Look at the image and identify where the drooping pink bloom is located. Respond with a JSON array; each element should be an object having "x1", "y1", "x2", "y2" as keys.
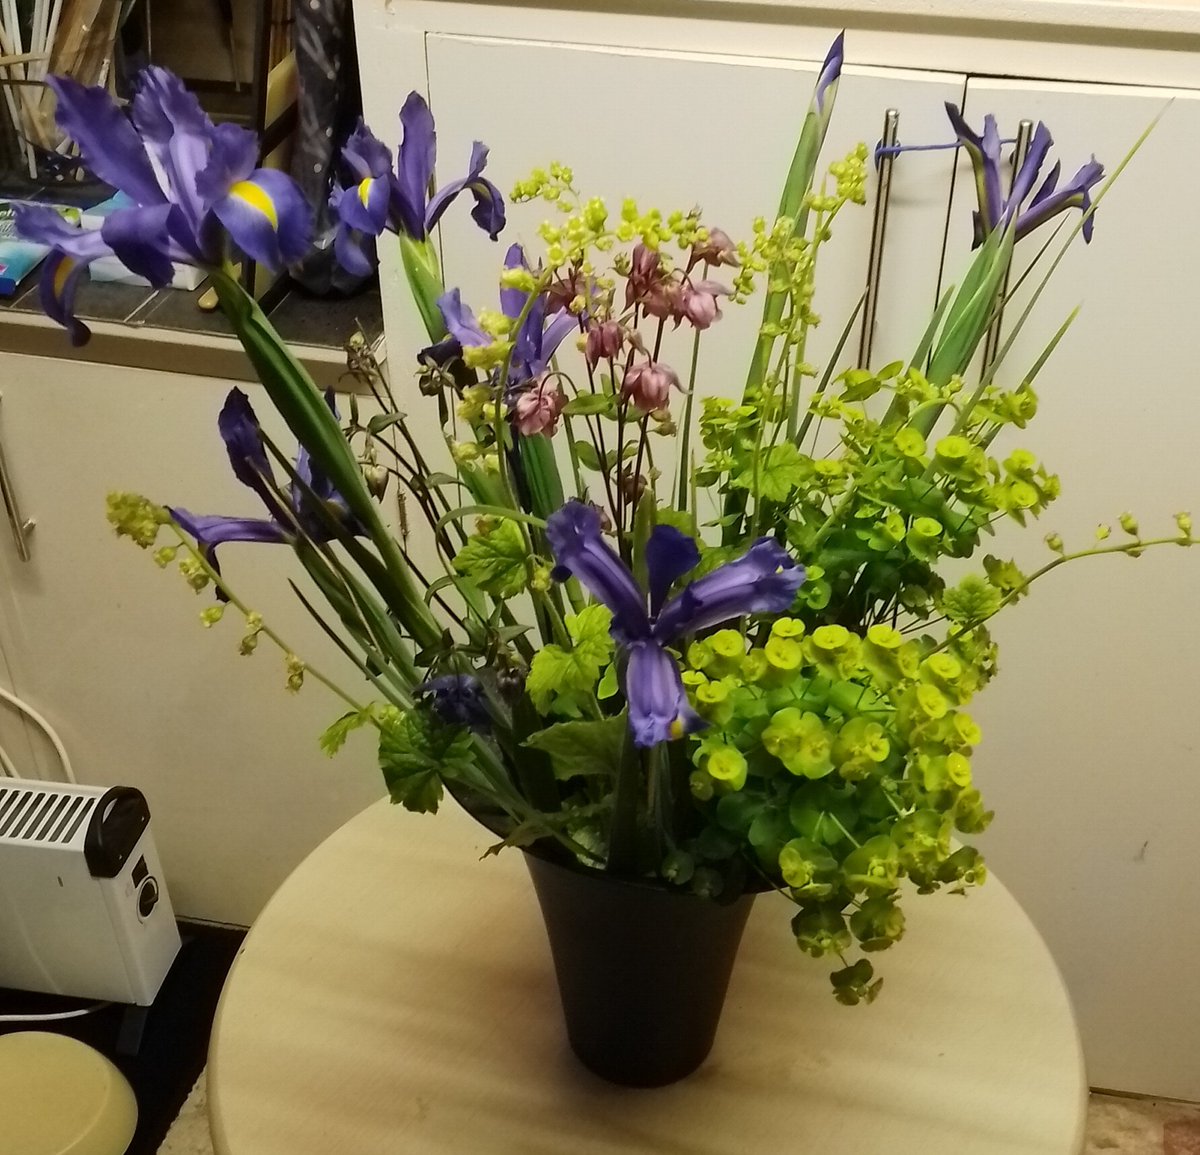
[
  {"x1": 691, "y1": 227, "x2": 739, "y2": 268},
  {"x1": 585, "y1": 319, "x2": 623, "y2": 366},
  {"x1": 622, "y1": 361, "x2": 681, "y2": 413},
  {"x1": 681, "y1": 280, "x2": 731, "y2": 330},
  {"x1": 512, "y1": 379, "x2": 567, "y2": 436}
]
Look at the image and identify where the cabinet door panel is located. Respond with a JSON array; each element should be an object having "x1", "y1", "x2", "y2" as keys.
[
  {"x1": 0, "y1": 357, "x2": 385, "y2": 925},
  {"x1": 951, "y1": 78, "x2": 1200, "y2": 1100},
  {"x1": 422, "y1": 36, "x2": 964, "y2": 461}
]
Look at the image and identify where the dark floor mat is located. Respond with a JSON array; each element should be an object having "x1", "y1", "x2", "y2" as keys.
[{"x1": 0, "y1": 921, "x2": 245, "y2": 1155}]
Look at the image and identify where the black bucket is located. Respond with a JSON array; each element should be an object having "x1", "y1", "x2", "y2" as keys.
[{"x1": 524, "y1": 851, "x2": 755, "y2": 1088}]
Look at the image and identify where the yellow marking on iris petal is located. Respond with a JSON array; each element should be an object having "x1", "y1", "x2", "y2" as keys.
[
  {"x1": 358, "y1": 177, "x2": 374, "y2": 207},
  {"x1": 53, "y1": 255, "x2": 76, "y2": 298},
  {"x1": 230, "y1": 180, "x2": 278, "y2": 229}
]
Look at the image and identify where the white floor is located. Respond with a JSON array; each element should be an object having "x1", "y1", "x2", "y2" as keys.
[{"x1": 158, "y1": 1072, "x2": 1200, "y2": 1154}]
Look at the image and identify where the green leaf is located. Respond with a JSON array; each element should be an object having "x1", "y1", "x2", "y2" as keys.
[
  {"x1": 574, "y1": 440, "x2": 602, "y2": 472},
  {"x1": 519, "y1": 432, "x2": 566, "y2": 519},
  {"x1": 319, "y1": 707, "x2": 374, "y2": 757},
  {"x1": 377, "y1": 707, "x2": 477, "y2": 814},
  {"x1": 524, "y1": 713, "x2": 627, "y2": 780},
  {"x1": 597, "y1": 662, "x2": 619, "y2": 699},
  {"x1": 733, "y1": 442, "x2": 810, "y2": 503},
  {"x1": 367, "y1": 412, "x2": 407, "y2": 434},
  {"x1": 436, "y1": 505, "x2": 546, "y2": 532},
  {"x1": 526, "y1": 603, "x2": 614, "y2": 713},
  {"x1": 563, "y1": 393, "x2": 617, "y2": 417},
  {"x1": 453, "y1": 519, "x2": 529, "y2": 598}
]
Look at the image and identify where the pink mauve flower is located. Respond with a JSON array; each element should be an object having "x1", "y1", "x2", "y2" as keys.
[
  {"x1": 625, "y1": 242, "x2": 667, "y2": 310},
  {"x1": 681, "y1": 280, "x2": 731, "y2": 330},
  {"x1": 585, "y1": 319, "x2": 623, "y2": 366},
  {"x1": 512, "y1": 380, "x2": 567, "y2": 436},
  {"x1": 622, "y1": 361, "x2": 681, "y2": 413},
  {"x1": 692, "y1": 227, "x2": 740, "y2": 268}
]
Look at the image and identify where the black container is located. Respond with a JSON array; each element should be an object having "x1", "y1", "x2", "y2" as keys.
[{"x1": 524, "y1": 851, "x2": 756, "y2": 1088}]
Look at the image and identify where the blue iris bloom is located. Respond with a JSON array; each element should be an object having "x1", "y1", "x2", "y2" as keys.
[
  {"x1": 330, "y1": 93, "x2": 505, "y2": 278},
  {"x1": 545, "y1": 501, "x2": 805, "y2": 748},
  {"x1": 944, "y1": 104, "x2": 1105, "y2": 248},
  {"x1": 170, "y1": 388, "x2": 359, "y2": 573},
  {"x1": 14, "y1": 68, "x2": 311, "y2": 345},
  {"x1": 435, "y1": 243, "x2": 577, "y2": 389}
]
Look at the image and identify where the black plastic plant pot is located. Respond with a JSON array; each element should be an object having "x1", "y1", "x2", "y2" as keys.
[{"x1": 523, "y1": 851, "x2": 756, "y2": 1088}]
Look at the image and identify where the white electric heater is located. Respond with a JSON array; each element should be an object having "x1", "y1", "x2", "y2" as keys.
[{"x1": 0, "y1": 779, "x2": 181, "y2": 1004}]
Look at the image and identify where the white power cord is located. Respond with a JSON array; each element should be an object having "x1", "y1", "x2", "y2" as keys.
[
  {"x1": 0, "y1": 684, "x2": 75, "y2": 783},
  {"x1": 0, "y1": 740, "x2": 17, "y2": 779},
  {"x1": 0, "y1": 1001, "x2": 111, "y2": 1023}
]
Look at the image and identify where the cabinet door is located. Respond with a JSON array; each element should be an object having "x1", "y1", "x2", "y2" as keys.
[
  {"x1": 949, "y1": 79, "x2": 1200, "y2": 1100},
  {"x1": 422, "y1": 37, "x2": 965, "y2": 442},
  {"x1": 0, "y1": 356, "x2": 385, "y2": 926}
]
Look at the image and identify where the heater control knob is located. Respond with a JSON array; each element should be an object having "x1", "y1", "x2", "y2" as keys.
[{"x1": 137, "y1": 878, "x2": 160, "y2": 919}]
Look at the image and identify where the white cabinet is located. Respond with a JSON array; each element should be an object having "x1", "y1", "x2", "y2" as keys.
[
  {"x1": 0, "y1": 355, "x2": 384, "y2": 926},
  {"x1": 944, "y1": 79, "x2": 1200, "y2": 1101}
]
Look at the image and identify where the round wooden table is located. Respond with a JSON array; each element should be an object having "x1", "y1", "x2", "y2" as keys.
[{"x1": 208, "y1": 798, "x2": 1087, "y2": 1155}]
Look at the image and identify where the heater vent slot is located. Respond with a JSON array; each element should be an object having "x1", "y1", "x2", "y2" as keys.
[{"x1": 0, "y1": 787, "x2": 97, "y2": 846}]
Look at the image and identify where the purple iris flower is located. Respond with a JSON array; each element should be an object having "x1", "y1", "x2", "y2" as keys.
[
  {"x1": 330, "y1": 94, "x2": 505, "y2": 277},
  {"x1": 170, "y1": 387, "x2": 359, "y2": 573},
  {"x1": 436, "y1": 243, "x2": 577, "y2": 388},
  {"x1": 14, "y1": 68, "x2": 310, "y2": 345},
  {"x1": 944, "y1": 104, "x2": 1105, "y2": 248},
  {"x1": 415, "y1": 674, "x2": 491, "y2": 729},
  {"x1": 545, "y1": 501, "x2": 805, "y2": 747}
]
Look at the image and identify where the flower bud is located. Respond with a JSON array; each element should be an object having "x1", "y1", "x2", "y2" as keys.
[
  {"x1": 363, "y1": 463, "x2": 389, "y2": 500},
  {"x1": 1119, "y1": 512, "x2": 1139, "y2": 536}
]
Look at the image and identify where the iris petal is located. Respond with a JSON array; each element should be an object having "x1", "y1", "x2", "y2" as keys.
[
  {"x1": 333, "y1": 222, "x2": 377, "y2": 278},
  {"x1": 436, "y1": 289, "x2": 491, "y2": 348},
  {"x1": 645, "y1": 525, "x2": 701, "y2": 617},
  {"x1": 194, "y1": 122, "x2": 260, "y2": 207},
  {"x1": 341, "y1": 119, "x2": 394, "y2": 181},
  {"x1": 499, "y1": 243, "x2": 528, "y2": 320},
  {"x1": 167, "y1": 509, "x2": 290, "y2": 572},
  {"x1": 654, "y1": 538, "x2": 804, "y2": 641},
  {"x1": 626, "y1": 641, "x2": 706, "y2": 748},
  {"x1": 100, "y1": 205, "x2": 176, "y2": 286},
  {"x1": 1006, "y1": 121, "x2": 1054, "y2": 219},
  {"x1": 212, "y1": 168, "x2": 312, "y2": 269},
  {"x1": 38, "y1": 252, "x2": 94, "y2": 347},
  {"x1": 47, "y1": 75, "x2": 164, "y2": 207},
  {"x1": 425, "y1": 141, "x2": 506, "y2": 240},
  {"x1": 395, "y1": 92, "x2": 436, "y2": 238},
  {"x1": 545, "y1": 501, "x2": 651, "y2": 644},
  {"x1": 216, "y1": 389, "x2": 283, "y2": 516}
]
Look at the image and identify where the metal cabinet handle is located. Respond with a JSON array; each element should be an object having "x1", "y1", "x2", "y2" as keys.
[
  {"x1": 0, "y1": 394, "x2": 34, "y2": 562},
  {"x1": 980, "y1": 119, "x2": 1034, "y2": 373},
  {"x1": 858, "y1": 108, "x2": 900, "y2": 370}
]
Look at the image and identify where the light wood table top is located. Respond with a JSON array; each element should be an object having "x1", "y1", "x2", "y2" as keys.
[{"x1": 208, "y1": 797, "x2": 1087, "y2": 1155}]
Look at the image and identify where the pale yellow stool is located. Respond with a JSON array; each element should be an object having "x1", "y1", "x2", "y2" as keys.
[{"x1": 0, "y1": 1031, "x2": 137, "y2": 1155}]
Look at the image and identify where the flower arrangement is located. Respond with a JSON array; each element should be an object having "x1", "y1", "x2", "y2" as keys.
[{"x1": 18, "y1": 38, "x2": 1186, "y2": 1008}]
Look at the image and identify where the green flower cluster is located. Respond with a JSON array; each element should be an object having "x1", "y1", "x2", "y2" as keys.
[{"x1": 677, "y1": 616, "x2": 993, "y2": 1003}]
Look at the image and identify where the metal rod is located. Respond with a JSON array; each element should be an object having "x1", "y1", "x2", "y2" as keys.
[
  {"x1": 858, "y1": 109, "x2": 900, "y2": 370},
  {"x1": 980, "y1": 118, "x2": 1034, "y2": 373},
  {"x1": 0, "y1": 394, "x2": 33, "y2": 562}
]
